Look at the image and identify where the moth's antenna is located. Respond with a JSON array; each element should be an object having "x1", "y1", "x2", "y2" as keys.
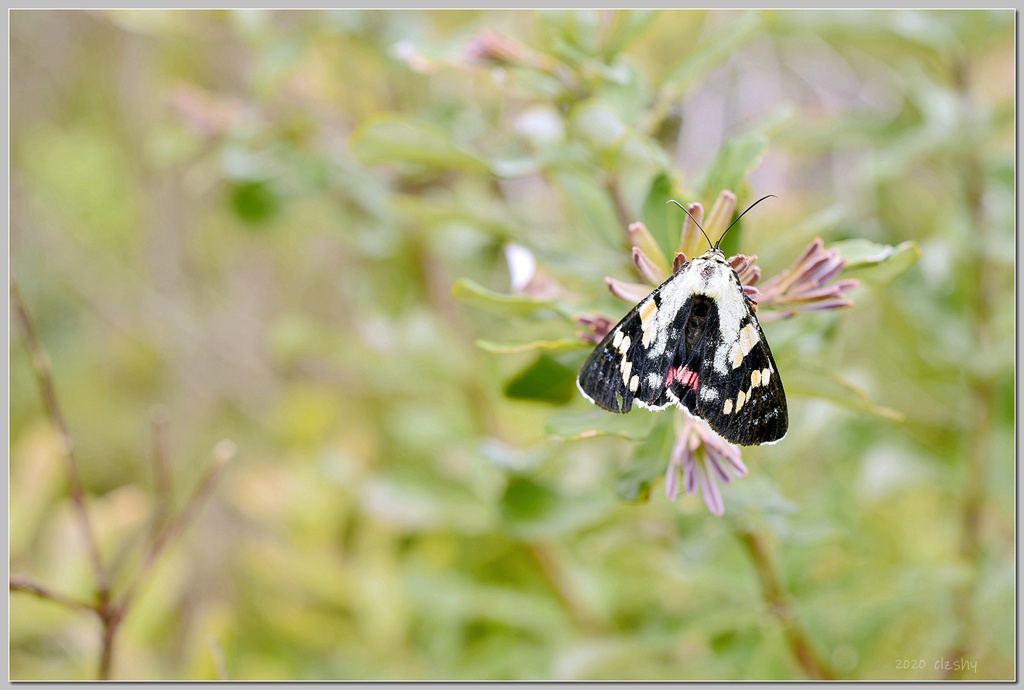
[
  {"x1": 715, "y1": 195, "x2": 777, "y2": 250},
  {"x1": 667, "y1": 199, "x2": 712, "y2": 250}
]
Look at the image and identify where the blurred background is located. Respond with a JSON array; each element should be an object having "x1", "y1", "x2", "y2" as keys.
[{"x1": 9, "y1": 9, "x2": 1014, "y2": 681}]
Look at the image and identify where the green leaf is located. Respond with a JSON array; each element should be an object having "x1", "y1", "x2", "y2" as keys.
[
  {"x1": 602, "y1": 10, "x2": 658, "y2": 57},
  {"x1": 500, "y1": 476, "x2": 562, "y2": 526},
  {"x1": 452, "y1": 278, "x2": 564, "y2": 318},
  {"x1": 391, "y1": 195, "x2": 523, "y2": 240},
  {"x1": 710, "y1": 628, "x2": 763, "y2": 658},
  {"x1": 831, "y1": 239, "x2": 921, "y2": 285},
  {"x1": 659, "y1": 12, "x2": 765, "y2": 93},
  {"x1": 503, "y1": 354, "x2": 578, "y2": 404},
  {"x1": 546, "y1": 409, "x2": 657, "y2": 441},
  {"x1": 545, "y1": 10, "x2": 602, "y2": 59},
  {"x1": 642, "y1": 173, "x2": 685, "y2": 262},
  {"x1": 726, "y1": 475, "x2": 799, "y2": 517},
  {"x1": 601, "y1": 67, "x2": 654, "y2": 139},
  {"x1": 615, "y1": 413, "x2": 675, "y2": 503},
  {"x1": 691, "y1": 132, "x2": 768, "y2": 200},
  {"x1": 566, "y1": 101, "x2": 669, "y2": 227},
  {"x1": 350, "y1": 113, "x2": 491, "y2": 174},
  {"x1": 229, "y1": 180, "x2": 280, "y2": 225},
  {"x1": 786, "y1": 366, "x2": 906, "y2": 422},
  {"x1": 500, "y1": 476, "x2": 613, "y2": 539},
  {"x1": 725, "y1": 476, "x2": 802, "y2": 541},
  {"x1": 570, "y1": 100, "x2": 629, "y2": 151},
  {"x1": 476, "y1": 338, "x2": 590, "y2": 354},
  {"x1": 490, "y1": 156, "x2": 543, "y2": 179},
  {"x1": 550, "y1": 170, "x2": 622, "y2": 246}
]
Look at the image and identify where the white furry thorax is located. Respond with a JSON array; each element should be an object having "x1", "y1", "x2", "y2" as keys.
[{"x1": 646, "y1": 249, "x2": 747, "y2": 373}]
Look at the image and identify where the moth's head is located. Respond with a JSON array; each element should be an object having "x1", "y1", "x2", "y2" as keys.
[{"x1": 699, "y1": 247, "x2": 728, "y2": 263}]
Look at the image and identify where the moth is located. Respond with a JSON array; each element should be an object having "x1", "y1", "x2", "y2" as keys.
[{"x1": 577, "y1": 196, "x2": 787, "y2": 446}]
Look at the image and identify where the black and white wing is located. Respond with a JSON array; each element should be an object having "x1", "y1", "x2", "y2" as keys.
[
  {"x1": 666, "y1": 303, "x2": 788, "y2": 446},
  {"x1": 577, "y1": 252, "x2": 787, "y2": 446}
]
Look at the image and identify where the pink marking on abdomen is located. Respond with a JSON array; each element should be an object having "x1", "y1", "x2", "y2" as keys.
[{"x1": 666, "y1": 366, "x2": 700, "y2": 393}]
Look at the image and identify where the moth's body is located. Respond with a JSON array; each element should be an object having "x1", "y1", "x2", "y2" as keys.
[{"x1": 577, "y1": 247, "x2": 788, "y2": 446}]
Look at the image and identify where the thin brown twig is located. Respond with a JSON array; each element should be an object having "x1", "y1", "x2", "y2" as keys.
[
  {"x1": 10, "y1": 575, "x2": 97, "y2": 615},
  {"x1": 11, "y1": 271, "x2": 234, "y2": 680},
  {"x1": 118, "y1": 440, "x2": 233, "y2": 616},
  {"x1": 606, "y1": 176, "x2": 633, "y2": 233},
  {"x1": 96, "y1": 609, "x2": 122, "y2": 681},
  {"x1": 526, "y1": 541, "x2": 604, "y2": 634},
  {"x1": 735, "y1": 529, "x2": 837, "y2": 680},
  {"x1": 95, "y1": 441, "x2": 232, "y2": 680},
  {"x1": 11, "y1": 273, "x2": 124, "y2": 680},
  {"x1": 10, "y1": 275, "x2": 111, "y2": 606}
]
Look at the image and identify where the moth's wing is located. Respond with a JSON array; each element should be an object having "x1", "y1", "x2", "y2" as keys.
[
  {"x1": 576, "y1": 278, "x2": 686, "y2": 413},
  {"x1": 672, "y1": 305, "x2": 788, "y2": 446},
  {"x1": 663, "y1": 295, "x2": 720, "y2": 415},
  {"x1": 578, "y1": 258, "x2": 788, "y2": 446}
]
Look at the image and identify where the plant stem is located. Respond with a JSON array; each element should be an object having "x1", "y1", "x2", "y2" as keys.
[
  {"x1": 118, "y1": 442, "x2": 231, "y2": 615},
  {"x1": 942, "y1": 57, "x2": 996, "y2": 680},
  {"x1": 10, "y1": 274, "x2": 125, "y2": 679},
  {"x1": 9, "y1": 576, "x2": 96, "y2": 614},
  {"x1": 97, "y1": 607, "x2": 122, "y2": 680},
  {"x1": 527, "y1": 541, "x2": 604, "y2": 634},
  {"x1": 736, "y1": 529, "x2": 837, "y2": 680},
  {"x1": 11, "y1": 274, "x2": 233, "y2": 679},
  {"x1": 10, "y1": 275, "x2": 111, "y2": 608},
  {"x1": 606, "y1": 176, "x2": 633, "y2": 232}
]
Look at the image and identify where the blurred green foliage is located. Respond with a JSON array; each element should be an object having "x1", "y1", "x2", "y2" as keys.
[{"x1": 10, "y1": 9, "x2": 1014, "y2": 681}]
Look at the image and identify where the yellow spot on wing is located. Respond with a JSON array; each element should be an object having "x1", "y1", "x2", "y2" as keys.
[
  {"x1": 761, "y1": 367, "x2": 770, "y2": 382},
  {"x1": 621, "y1": 360, "x2": 632, "y2": 386},
  {"x1": 619, "y1": 335, "x2": 631, "y2": 353},
  {"x1": 736, "y1": 389, "x2": 746, "y2": 412},
  {"x1": 730, "y1": 343, "x2": 743, "y2": 368},
  {"x1": 723, "y1": 399, "x2": 733, "y2": 415},
  {"x1": 730, "y1": 324, "x2": 761, "y2": 369},
  {"x1": 752, "y1": 369, "x2": 761, "y2": 387},
  {"x1": 629, "y1": 374, "x2": 639, "y2": 392},
  {"x1": 612, "y1": 330, "x2": 623, "y2": 348},
  {"x1": 639, "y1": 300, "x2": 658, "y2": 328},
  {"x1": 637, "y1": 301, "x2": 659, "y2": 349},
  {"x1": 739, "y1": 323, "x2": 759, "y2": 355}
]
